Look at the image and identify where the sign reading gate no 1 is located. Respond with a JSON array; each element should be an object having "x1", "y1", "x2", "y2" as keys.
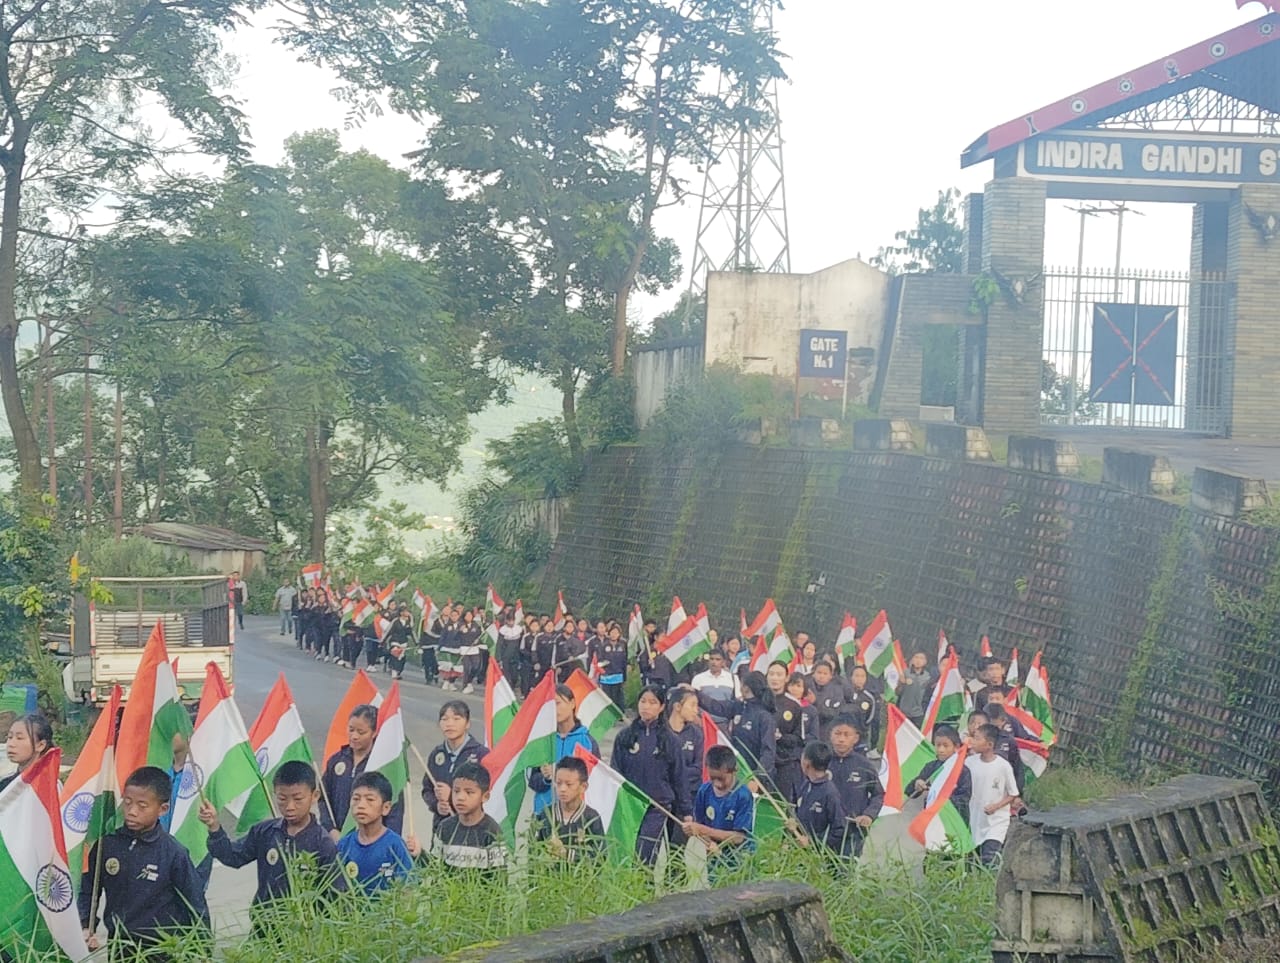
[{"x1": 797, "y1": 329, "x2": 849, "y2": 419}]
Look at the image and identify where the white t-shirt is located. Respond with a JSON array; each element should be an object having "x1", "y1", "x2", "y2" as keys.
[{"x1": 965, "y1": 754, "x2": 1020, "y2": 845}]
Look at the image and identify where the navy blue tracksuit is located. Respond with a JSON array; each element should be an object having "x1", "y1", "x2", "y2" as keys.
[
  {"x1": 80, "y1": 825, "x2": 208, "y2": 948},
  {"x1": 207, "y1": 815, "x2": 345, "y2": 906},
  {"x1": 611, "y1": 719, "x2": 690, "y2": 864}
]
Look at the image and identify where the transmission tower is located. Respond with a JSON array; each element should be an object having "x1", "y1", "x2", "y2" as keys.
[{"x1": 686, "y1": 2, "x2": 791, "y2": 299}]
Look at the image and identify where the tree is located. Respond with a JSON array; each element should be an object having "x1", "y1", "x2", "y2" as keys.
[
  {"x1": 280, "y1": 0, "x2": 784, "y2": 394},
  {"x1": 870, "y1": 188, "x2": 965, "y2": 276},
  {"x1": 643, "y1": 292, "x2": 706, "y2": 344},
  {"x1": 872, "y1": 188, "x2": 966, "y2": 407},
  {"x1": 90, "y1": 132, "x2": 497, "y2": 558},
  {"x1": 0, "y1": 0, "x2": 258, "y2": 496}
]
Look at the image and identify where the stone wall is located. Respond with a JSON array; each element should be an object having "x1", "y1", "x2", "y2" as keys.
[{"x1": 541, "y1": 445, "x2": 1280, "y2": 793}]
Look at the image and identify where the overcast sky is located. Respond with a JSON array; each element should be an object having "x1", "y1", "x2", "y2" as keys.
[{"x1": 226, "y1": 0, "x2": 1269, "y2": 318}]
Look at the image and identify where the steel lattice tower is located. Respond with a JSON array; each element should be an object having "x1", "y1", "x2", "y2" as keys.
[{"x1": 686, "y1": 2, "x2": 790, "y2": 298}]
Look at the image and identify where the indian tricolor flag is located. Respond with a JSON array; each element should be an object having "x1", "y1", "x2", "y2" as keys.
[
  {"x1": 229, "y1": 674, "x2": 313, "y2": 829},
  {"x1": 937, "y1": 629, "x2": 950, "y2": 668},
  {"x1": 485, "y1": 584, "x2": 504, "y2": 618},
  {"x1": 699, "y1": 716, "x2": 788, "y2": 839},
  {"x1": 60, "y1": 685, "x2": 121, "y2": 886},
  {"x1": 979, "y1": 635, "x2": 992, "y2": 659},
  {"x1": 858, "y1": 610, "x2": 894, "y2": 677},
  {"x1": 878, "y1": 704, "x2": 936, "y2": 815},
  {"x1": 1021, "y1": 652, "x2": 1056, "y2": 744},
  {"x1": 0, "y1": 751, "x2": 90, "y2": 963},
  {"x1": 765, "y1": 624, "x2": 795, "y2": 667},
  {"x1": 834, "y1": 612, "x2": 858, "y2": 665},
  {"x1": 667, "y1": 596, "x2": 687, "y2": 635},
  {"x1": 115, "y1": 622, "x2": 192, "y2": 783},
  {"x1": 908, "y1": 746, "x2": 974, "y2": 853},
  {"x1": 514, "y1": 599, "x2": 525, "y2": 625},
  {"x1": 1007, "y1": 647, "x2": 1021, "y2": 688},
  {"x1": 657, "y1": 603, "x2": 711, "y2": 671},
  {"x1": 922, "y1": 650, "x2": 966, "y2": 737},
  {"x1": 484, "y1": 658, "x2": 519, "y2": 748},
  {"x1": 566, "y1": 669, "x2": 623, "y2": 742},
  {"x1": 553, "y1": 591, "x2": 569, "y2": 631},
  {"x1": 301, "y1": 563, "x2": 323, "y2": 586},
  {"x1": 1015, "y1": 737, "x2": 1051, "y2": 782},
  {"x1": 485, "y1": 672, "x2": 559, "y2": 847},
  {"x1": 171, "y1": 663, "x2": 266, "y2": 865},
  {"x1": 323, "y1": 669, "x2": 381, "y2": 768},
  {"x1": 747, "y1": 635, "x2": 770, "y2": 673},
  {"x1": 744, "y1": 599, "x2": 782, "y2": 640},
  {"x1": 350, "y1": 682, "x2": 410, "y2": 828},
  {"x1": 572, "y1": 746, "x2": 650, "y2": 864},
  {"x1": 627, "y1": 605, "x2": 645, "y2": 657},
  {"x1": 883, "y1": 640, "x2": 907, "y2": 701}
]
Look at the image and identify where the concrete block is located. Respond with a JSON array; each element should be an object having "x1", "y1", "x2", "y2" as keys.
[
  {"x1": 926, "y1": 423, "x2": 993, "y2": 462},
  {"x1": 1007, "y1": 435, "x2": 1081, "y2": 477},
  {"x1": 853, "y1": 419, "x2": 915, "y2": 452},
  {"x1": 429, "y1": 881, "x2": 851, "y2": 963},
  {"x1": 1191, "y1": 467, "x2": 1270, "y2": 517},
  {"x1": 820, "y1": 419, "x2": 842, "y2": 443},
  {"x1": 1103, "y1": 447, "x2": 1177, "y2": 496}
]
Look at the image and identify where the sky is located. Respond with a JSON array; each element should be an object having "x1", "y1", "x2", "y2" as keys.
[{"x1": 227, "y1": 0, "x2": 1271, "y2": 311}]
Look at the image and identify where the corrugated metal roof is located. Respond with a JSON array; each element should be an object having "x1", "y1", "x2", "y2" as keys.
[
  {"x1": 135, "y1": 523, "x2": 271, "y2": 552},
  {"x1": 962, "y1": 13, "x2": 1280, "y2": 167}
]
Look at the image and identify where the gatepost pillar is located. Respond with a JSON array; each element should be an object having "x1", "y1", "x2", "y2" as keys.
[
  {"x1": 980, "y1": 177, "x2": 1046, "y2": 435},
  {"x1": 1226, "y1": 183, "x2": 1280, "y2": 437}
]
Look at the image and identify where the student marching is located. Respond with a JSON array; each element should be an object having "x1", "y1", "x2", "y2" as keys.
[{"x1": 3, "y1": 572, "x2": 1057, "y2": 961}]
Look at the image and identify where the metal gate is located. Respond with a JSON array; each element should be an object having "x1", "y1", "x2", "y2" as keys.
[{"x1": 1040, "y1": 267, "x2": 1230, "y2": 432}]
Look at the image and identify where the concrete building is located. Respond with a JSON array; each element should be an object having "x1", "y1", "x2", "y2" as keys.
[{"x1": 704, "y1": 258, "x2": 890, "y2": 406}]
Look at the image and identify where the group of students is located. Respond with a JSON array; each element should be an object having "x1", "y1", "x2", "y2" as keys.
[{"x1": 6, "y1": 597, "x2": 1033, "y2": 959}]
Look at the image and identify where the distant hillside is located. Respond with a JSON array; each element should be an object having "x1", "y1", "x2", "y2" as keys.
[{"x1": 380, "y1": 374, "x2": 557, "y2": 552}]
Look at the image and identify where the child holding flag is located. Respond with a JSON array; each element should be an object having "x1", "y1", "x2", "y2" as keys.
[
  {"x1": 911, "y1": 724, "x2": 972, "y2": 820},
  {"x1": 336, "y1": 772, "x2": 419, "y2": 893},
  {"x1": 526, "y1": 685, "x2": 599, "y2": 815},
  {"x1": 827, "y1": 715, "x2": 883, "y2": 858},
  {"x1": 683, "y1": 745, "x2": 754, "y2": 880},
  {"x1": 423, "y1": 701, "x2": 489, "y2": 821},
  {"x1": 591, "y1": 622, "x2": 630, "y2": 710},
  {"x1": 200, "y1": 760, "x2": 346, "y2": 913},
  {"x1": 611, "y1": 686, "x2": 690, "y2": 865},
  {"x1": 965, "y1": 724, "x2": 1020, "y2": 867},
  {"x1": 322, "y1": 705, "x2": 404, "y2": 838},
  {"x1": 532, "y1": 756, "x2": 606, "y2": 864},
  {"x1": 430, "y1": 762, "x2": 507, "y2": 875},
  {"x1": 666, "y1": 687, "x2": 706, "y2": 807},
  {"x1": 80, "y1": 766, "x2": 210, "y2": 955}
]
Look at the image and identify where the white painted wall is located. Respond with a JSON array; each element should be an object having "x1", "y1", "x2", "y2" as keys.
[{"x1": 705, "y1": 258, "x2": 891, "y2": 392}]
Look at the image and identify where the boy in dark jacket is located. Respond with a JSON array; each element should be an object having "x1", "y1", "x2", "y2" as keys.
[
  {"x1": 79, "y1": 766, "x2": 209, "y2": 955},
  {"x1": 201, "y1": 759, "x2": 345, "y2": 916},
  {"x1": 794, "y1": 742, "x2": 846, "y2": 857},
  {"x1": 827, "y1": 715, "x2": 884, "y2": 858}
]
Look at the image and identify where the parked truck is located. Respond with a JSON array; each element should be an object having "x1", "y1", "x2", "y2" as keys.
[{"x1": 64, "y1": 576, "x2": 234, "y2": 708}]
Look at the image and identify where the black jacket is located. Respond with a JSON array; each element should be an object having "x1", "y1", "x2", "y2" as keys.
[
  {"x1": 207, "y1": 815, "x2": 344, "y2": 904},
  {"x1": 422, "y1": 735, "x2": 490, "y2": 814},
  {"x1": 79, "y1": 824, "x2": 208, "y2": 943},
  {"x1": 774, "y1": 694, "x2": 810, "y2": 764},
  {"x1": 322, "y1": 745, "x2": 404, "y2": 834},
  {"x1": 829, "y1": 749, "x2": 885, "y2": 821},
  {"x1": 610, "y1": 718, "x2": 690, "y2": 817},
  {"x1": 917, "y1": 758, "x2": 973, "y2": 820}
]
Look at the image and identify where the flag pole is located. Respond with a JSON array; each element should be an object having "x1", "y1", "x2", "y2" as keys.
[
  {"x1": 88, "y1": 708, "x2": 122, "y2": 944},
  {"x1": 314, "y1": 762, "x2": 339, "y2": 829}
]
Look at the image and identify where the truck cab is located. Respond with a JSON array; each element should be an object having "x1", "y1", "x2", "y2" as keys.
[{"x1": 65, "y1": 576, "x2": 234, "y2": 707}]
